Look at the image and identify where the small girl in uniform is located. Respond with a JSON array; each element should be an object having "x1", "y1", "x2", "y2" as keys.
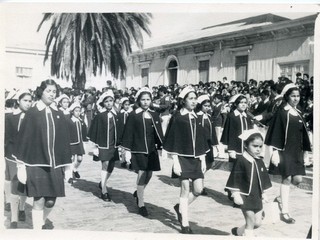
[
  {"x1": 226, "y1": 129, "x2": 272, "y2": 237},
  {"x1": 163, "y1": 86, "x2": 209, "y2": 234},
  {"x1": 67, "y1": 102, "x2": 86, "y2": 183},
  {"x1": 196, "y1": 94, "x2": 218, "y2": 195},
  {"x1": 88, "y1": 90, "x2": 119, "y2": 202},
  {"x1": 56, "y1": 94, "x2": 71, "y2": 116},
  {"x1": 121, "y1": 87, "x2": 164, "y2": 217}
]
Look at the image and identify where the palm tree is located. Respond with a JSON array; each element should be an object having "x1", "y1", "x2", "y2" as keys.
[{"x1": 38, "y1": 13, "x2": 152, "y2": 89}]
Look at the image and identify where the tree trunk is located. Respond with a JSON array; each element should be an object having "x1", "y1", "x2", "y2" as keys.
[{"x1": 72, "y1": 71, "x2": 86, "y2": 90}]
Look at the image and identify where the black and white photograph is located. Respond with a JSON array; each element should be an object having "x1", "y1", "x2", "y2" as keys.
[{"x1": 1, "y1": 2, "x2": 319, "y2": 240}]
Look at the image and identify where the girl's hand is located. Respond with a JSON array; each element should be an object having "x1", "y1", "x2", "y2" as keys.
[
  {"x1": 93, "y1": 147, "x2": 99, "y2": 157},
  {"x1": 271, "y1": 150, "x2": 280, "y2": 166},
  {"x1": 199, "y1": 155, "x2": 206, "y2": 173},
  {"x1": 232, "y1": 192, "x2": 243, "y2": 205},
  {"x1": 17, "y1": 163, "x2": 27, "y2": 184},
  {"x1": 172, "y1": 155, "x2": 181, "y2": 176},
  {"x1": 125, "y1": 151, "x2": 132, "y2": 163},
  {"x1": 303, "y1": 151, "x2": 309, "y2": 165},
  {"x1": 228, "y1": 151, "x2": 236, "y2": 159}
]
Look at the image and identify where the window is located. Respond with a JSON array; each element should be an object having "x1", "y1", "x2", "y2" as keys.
[
  {"x1": 167, "y1": 59, "x2": 178, "y2": 85},
  {"x1": 141, "y1": 68, "x2": 149, "y2": 86},
  {"x1": 279, "y1": 61, "x2": 309, "y2": 81},
  {"x1": 16, "y1": 67, "x2": 32, "y2": 78},
  {"x1": 235, "y1": 55, "x2": 248, "y2": 82},
  {"x1": 199, "y1": 60, "x2": 209, "y2": 83}
]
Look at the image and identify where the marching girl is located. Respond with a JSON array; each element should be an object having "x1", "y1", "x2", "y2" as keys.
[
  {"x1": 117, "y1": 97, "x2": 132, "y2": 168},
  {"x1": 66, "y1": 103, "x2": 86, "y2": 184},
  {"x1": 163, "y1": 86, "x2": 209, "y2": 234},
  {"x1": 226, "y1": 129, "x2": 272, "y2": 237},
  {"x1": 88, "y1": 90, "x2": 120, "y2": 202},
  {"x1": 121, "y1": 87, "x2": 164, "y2": 217},
  {"x1": 196, "y1": 94, "x2": 218, "y2": 195},
  {"x1": 5, "y1": 92, "x2": 32, "y2": 228},
  {"x1": 55, "y1": 94, "x2": 71, "y2": 116},
  {"x1": 13, "y1": 79, "x2": 72, "y2": 229},
  {"x1": 221, "y1": 94, "x2": 254, "y2": 162},
  {"x1": 265, "y1": 83, "x2": 311, "y2": 224}
]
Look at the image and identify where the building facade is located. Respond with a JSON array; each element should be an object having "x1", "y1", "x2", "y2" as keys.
[{"x1": 126, "y1": 14, "x2": 316, "y2": 88}]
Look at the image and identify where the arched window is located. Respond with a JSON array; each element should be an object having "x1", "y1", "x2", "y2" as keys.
[{"x1": 166, "y1": 58, "x2": 178, "y2": 85}]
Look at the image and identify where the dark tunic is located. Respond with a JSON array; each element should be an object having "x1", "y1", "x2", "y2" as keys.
[
  {"x1": 117, "y1": 110, "x2": 130, "y2": 144},
  {"x1": 211, "y1": 103, "x2": 223, "y2": 127},
  {"x1": 220, "y1": 110, "x2": 254, "y2": 155},
  {"x1": 68, "y1": 117, "x2": 85, "y2": 155},
  {"x1": 266, "y1": 105, "x2": 311, "y2": 177},
  {"x1": 226, "y1": 152, "x2": 272, "y2": 212}
]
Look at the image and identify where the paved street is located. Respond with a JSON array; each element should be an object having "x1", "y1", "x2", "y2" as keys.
[{"x1": 3, "y1": 145, "x2": 313, "y2": 239}]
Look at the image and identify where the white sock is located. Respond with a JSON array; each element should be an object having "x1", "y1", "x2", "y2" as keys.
[
  {"x1": 244, "y1": 229, "x2": 254, "y2": 237},
  {"x1": 10, "y1": 194, "x2": 19, "y2": 222},
  {"x1": 237, "y1": 224, "x2": 246, "y2": 236},
  {"x1": 180, "y1": 197, "x2": 189, "y2": 227},
  {"x1": 64, "y1": 165, "x2": 73, "y2": 180},
  {"x1": 4, "y1": 180, "x2": 11, "y2": 204},
  {"x1": 43, "y1": 207, "x2": 53, "y2": 224},
  {"x1": 19, "y1": 196, "x2": 27, "y2": 211},
  {"x1": 137, "y1": 185, "x2": 145, "y2": 207},
  {"x1": 32, "y1": 209, "x2": 44, "y2": 229},
  {"x1": 101, "y1": 170, "x2": 108, "y2": 194},
  {"x1": 280, "y1": 184, "x2": 290, "y2": 213},
  {"x1": 188, "y1": 192, "x2": 197, "y2": 205}
]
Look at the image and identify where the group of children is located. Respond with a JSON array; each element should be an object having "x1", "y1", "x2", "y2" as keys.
[{"x1": 4, "y1": 78, "x2": 312, "y2": 236}]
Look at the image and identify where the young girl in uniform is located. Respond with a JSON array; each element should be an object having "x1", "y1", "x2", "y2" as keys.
[
  {"x1": 196, "y1": 94, "x2": 218, "y2": 195},
  {"x1": 88, "y1": 90, "x2": 119, "y2": 202},
  {"x1": 5, "y1": 92, "x2": 32, "y2": 228},
  {"x1": 265, "y1": 83, "x2": 311, "y2": 224},
  {"x1": 221, "y1": 94, "x2": 254, "y2": 162},
  {"x1": 121, "y1": 87, "x2": 164, "y2": 217},
  {"x1": 226, "y1": 129, "x2": 272, "y2": 237},
  {"x1": 163, "y1": 86, "x2": 209, "y2": 234},
  {"x1": 56, "y1": 94, "x2": 71, "y2": 116},
  {"x1": 13, "y1": 79, "x2": 72, "y2": 229},
  {"x1": 67, "y1": 103, "x2": 86, "y2": 183},
  {"x1": 117, "y1": 97, "x2": 132, "y2": 168}
]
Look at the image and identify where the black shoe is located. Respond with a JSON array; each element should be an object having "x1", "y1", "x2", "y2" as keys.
[
  {"x1": 280, "y1": 213, "x2": 295, "y2": 224},
  {"x1": 231, "y1": 227, "x2": 238, "y2": 236},
  {"x1": 18, "y1": 210, "x2": 26, "y2": 222},
  {"x1": 121, "y1": 162, "x2": 127, "y2": 168},
  {"x1": 174, "y1": 204, "x2": 182, "y2": 224},
  {"x1": 274, "y1": 196, "x2": 282, "y2": 210},
  {"x1": 42, "y1": 223, "x2": 54, "y2": 230},
  {"x1": 98, "y1": 182, "x2": 102, "y2": 190},
  {"x1": 133, "y1": 191, "x2": 138, "y2": 206},
  {"x1": 67, "y1": 178, "x2": 73, "y2": 185},
  {"x1": 201, "y1": 188, "x2": 208, "y2": 196},
  {"x1": 262, "y1": 210, "x2": 265, "y2": 220},
  {"x1": 4, "y1": 203, "x2": 11, "y2": 212},
  {"x1": 73, "y1": 171, "x2": 80, "y2": 179},
  {"x1": 306, "y1": 164, "x2": 313, "y2": 168},
  {"x1": 181, "y1": 226, "x2": 193, "y2": 234},
  {"x1": 138, "y1": 206, "x2": 149, "y2": 217},
  {"x1": 101, "y1": 192, "x2": 111, "y2": 202},
  {"x1": 10, "y1": 222, "x2": 18, "y2": 229}
]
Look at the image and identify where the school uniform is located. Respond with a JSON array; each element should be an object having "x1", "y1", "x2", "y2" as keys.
[
  {"x1": 121, "y1": 107, "x2": 164, "y2": 171},
  {"x1": 221, "y1": 109, "x2": 254, "y2": 161},
  {"x1": 5, "y1": 109, "x2": 27, "y2": 195},
  {"x1": 12, "y1": 100, "x2": 72, "y2": 198},
  {"x1": 117, "y1": 109, "x2": 131, "y2": 144},
  {"x1": 163, "y1": 108, "x2": 209, "y2": 179},
  {"x1": 197, "y1": 111, "x2": 218, "y2": 170},
  {"x1": 265, "y1": 104, "x2": 311, "y2": 177},
  {"x1": 68, "y1": 116, "x2": 85, "y2": 156},
  {"x1": 260, "y1": 95, "x2": 283, "y2": 126},
  {"x1": 225, "y1": 151, "x2": 272, "y2": 212},
  {"x1": 88, "y1": 108, "x2": 120, "y2": 162},
  {"x1": 211, "y1": 102, "x2": 223, "y2": 127}
]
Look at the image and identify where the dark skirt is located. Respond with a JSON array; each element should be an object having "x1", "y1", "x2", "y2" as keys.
[
  {"x1": 240, "y1": 194, "x2": 263, "y2": 213},
  {"x1": 205, "y1": 147, "x2": 214, "y2": 170},
  {"x1": 5, "y1": 160, "x2": 27, "y2": 196},
  {"x1": 26, "y1": 165, "x2": 65, "y2": 198},
  {"x1": 98, "y1": 147, "x2": 120, "y2": 162},
  {"x1": 174, "y1": 156, "x2": 204, "y2": 180},
  {"x1": 131, "y1": 151, "x2": 161, "y2": 171},
  {"x1": 70, "y1": 143, "x2": 85, "y2": 156}
]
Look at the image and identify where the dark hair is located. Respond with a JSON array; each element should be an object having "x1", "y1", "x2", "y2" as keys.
[
  {"x1": 121, "y1": 99, "x2": 130, "y2": 109},
  {"x1": 35, "y1": 79, "x2": 59, "y2": 100},
  {"x1": 283, "y1": 87, "x2": 299, "y2": 102},
  {"x1": 244, "y1": 133, "x2": 263, "y2": 148},
  {"x1": 158, "y1": 86, "x2": 167, "y2": 94},
  {"x1": 196, "y1": 99, "x2": 210, "y2": 112},
  {"x1": 136, "y1": 92, "x2": 152, "y2": 107},
  {"x1": 18, "y1": 92, "x2": 32, "y2": 101},
  {"x1": 177, "y1": 91, "x2": 197, "y2": 111},
  {"x1": 99, "y1": 96, "x2": 114, "y2": 107},
  {"x1": 231, "y1": 95, "x2": 247, "y2": 112},
  {"x1": 213, "y1": 94, "x2": 222, "y2": 101}
]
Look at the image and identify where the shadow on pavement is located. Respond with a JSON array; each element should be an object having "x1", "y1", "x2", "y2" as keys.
[
  {"x1": 3, "y1": 202, "x2": 33, "y2": 229},
  {"x1": 156, "y1": 175, "x2": 180, "y2": 188},
  {"x1": 189, "y1": 221, "x2": 230, "y2": 235},
  {"x1": 203, "y1": 188, "x2": 234, "y2": 207}
]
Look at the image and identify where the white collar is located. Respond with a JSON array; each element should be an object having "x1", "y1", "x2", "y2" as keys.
[
  {"x1": 234, "y1": 109, "x2": 247, "y2": 117},
  {"x1": 274, "y1": 95, "x2": 282, "y2": 100},
  {"x1": 12, "y1": 108, "x2": 22, "y2": 115},
  {"x1": 135, "y1": 107, "x2": 154, "y2": 114},
  {"x1": 243, "y1": 151, "x2": 261, "y2": 163},
  {"x1": 100, "y1": 108, "x2": 117, "y2": 115},
  {"x1": 215, "y1": 102, "x2": 222, "y2": 107},
  {"x1": 284, "y1": 103, "x2": 301, "y2": 114},
  {"x1": 71, "y1": 116, "x2": 80, "y2": 122},
  {"x1": 180, "y1": 108, "x2": 197, "y2": 118},
  {"x1": 197, "y1": 111, "x2": 211, "y2": 117},
  {"x1": 36, "y1": 100, "x2": 58, "y2": 111}
]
